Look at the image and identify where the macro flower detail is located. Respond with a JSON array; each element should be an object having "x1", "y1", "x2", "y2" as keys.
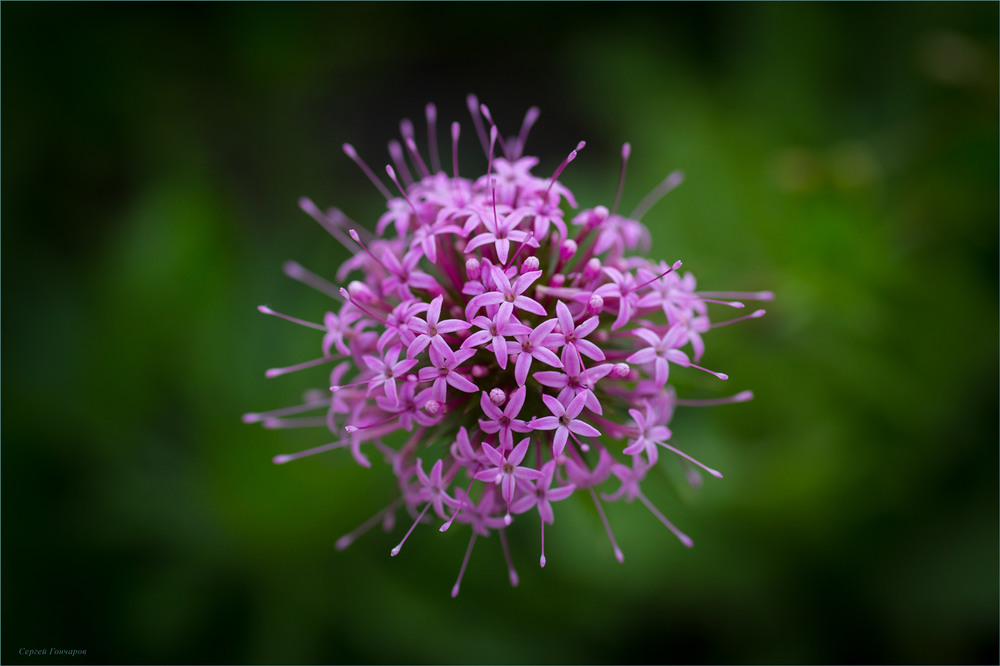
[{"x1": 247, "y1": 96, "x2": 772, "y2": 595}]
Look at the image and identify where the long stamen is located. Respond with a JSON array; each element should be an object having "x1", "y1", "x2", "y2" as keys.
[
  {"x1": 262, "y1": 416, "x2": 328, "y2": 429},
  {"x1": 384, "y1": 166, "x2": 420, "y2": 217},
  {"x1": 634, "y1": 260, "x2": 684, "y2": 291},
  {"x1": 513, "y1": 106, "x2": 540, "y2": 160},
  {"x1": 479, "y1": 103, "x2": 510, "y2": 160},
  {"x1": 610, "y1": 143, "x2": 631, "y2": 216},
  {"x1": 243, "y1": 399, "x2": 328, "y2": 424},
  {"x1": 390, "y1": 502, "x2": 431, "y2": 556},
  {"x1": 273, "y1": 438, "x2": 348, "y2": 465},
  {"x1": 504, "y1": 230, "x2": 536, "y2": 269},
  {"x1": 342, "y1": 143, "x2": 392, "y2": 200},
  {"x1": 589, "y1": 487, "x2": 624, "y2": 563},
  {"x1": 336, "y1": 498, "x2": 403, "y2": 550},
  {"x1": 440, "y1": 479, "x2": 475, "y2": 532},
  {"x1": 486, "y1": 126, "x2": 498, "y2": 182},
  {"x1": 387, "y1": 140, "x2": 414, "y2": 187},
  {"x1": 426, "y1": 103, "x2": 441, "y2": 173},
  {"x1": 466, "y1": 93, "x2": 489, "y2": 157},
  {"x1": 671, "y1": 390, "x2": 754, "y2": 407},
  {"x1": 298, "y1": 197, "x2": 354, "y2": 247},
  {"x1": 630, "y1": 170, "x2": 684, "y2": 220},
  {"x1": 659, "y1": 443, "x2": 723, "y2": 478},
  {"x1": 710, "y1": 309, "x2": 767, "y2": 328},
  {"x1": 338, "y1": 287, "x2": 391, "y2": 327},
  {"x1": 346, "y1": 229, "x2": 390, "y2": 273},
  {"x1": 282, "y1": 261, "x2": 343, "y2": 300},
  {"x1": 257, "y1": 305, "x2": 326, "y2": 331},
  {"x1": 499, "y1": 527, "x2": 519, "y2": 587},
  {"x1": 697, "y1": 290, "x2": 775, "y2": 301},
  {"x1": 637, "y1": 491, "x2": 693, "y2": 547},
  {"x1": 539, "y1": 519, "x2": 547, "y2": 567},
  {"x1": 699, "y1": 298, "x2": 745, "y2": 308},
  {"x1": 405, "y1": 137, "x2": 431, "y2": 179},
  {"x1": 688, "y1": 363, "x2": 729, "y2": 381},
  {"x1": 451, "y1": 121, "x2": 461, "y2": 180},
  {"x1": 451, "y1": 531, "x2": 478, "y2": 598},
  {"x1": 544, "y1": 141, "x2": 586, "y2": 200},
  {"x1": 265, "y1": 355, "x2": 338, "y2": 378}
]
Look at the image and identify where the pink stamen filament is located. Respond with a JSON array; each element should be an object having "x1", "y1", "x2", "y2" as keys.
[
  {"x1": 611, "y1": 142, "x2": 631, "y2": 216},
  {"x1": 513, "y1": 106, "x2": 540, "y2": 160},
  {"x1": 589, "y1": 487, "x2": 624, "y2": 563},
  {"x1": 697, "y1": 290, "x2": 775, "y2": 301},
  {"x1": 282, "y1": 261, "x2": 343, "y2": 300},
  {"x1": 384, "y1": 166, "x2": 420, "y2": 217},
  {"x1": 466, "y1": 93, "x2": 489, "y2": 157},
  {"x1": 242, "y1": 400, "x2": 328, "y2": 424},
  {"x1": 426, "y1": 102, "x2": 441, "y2": 173},
  {"x1": 637, "y1": 491, "x2": 693, "y2": 548},
  {"x1": 479, "y1": 103, "x2": 510, "y2": 160},
  {"x1": 440, "y1": 478, "x2": 476, "y2": 532},
  {"x1": 404, "y1": 137, "x2": 431, "y2": 179},
  {"x1": 499, "y1": 527, "x2": 519, "y2": 587},
  {"x1": 630, "y1": 170, "x2": 684, "y2": 220},
  {"x1": 451, "y1": 530, "x2": 478, "y2": 598},
  {"x1": 387, "y1": 140, "x2": 414, "y2": 187},
  {"x1": 450, "y1": 121, "x2": 461, "y2": 180},
  {"x1": 262, "y1": 416, "x2": 328, "y2": 430},
  {"x1": 634, "y1": 260, "x2": 684, "y2": 291},
  {"x1": 337, "y1": 287, "x2": 392, "y2": 327},
  {"x1": 265, "y1": 355, "x2": 339, "y2": 378},
  {"x1": 544, "y1": 141, "x2": 586, "y2": 200},
  {"x1": 257, "y1": 305, "x2": 325, "y2": 331},
  {"x1": 390, "y1": 502, "x2": 432, "y2": 557},
  {"x1": 659, "y1": 443, "x2": 723, "y2": 478},
  {"x1": 672, "y1": 390, "x2": 754, "y2": 407},
  {"x1": 273, "y1": 438, "x2": 348, "y2": 465},
  {"x1": 710, "y1": 309, "x2": 767, "y2": 328},
  {"x1": 336, "y1": 498, "x2": 403, "y2": 551},
  {"x1": 342, "y1": 143, "x2": 392, "y2": 200}
]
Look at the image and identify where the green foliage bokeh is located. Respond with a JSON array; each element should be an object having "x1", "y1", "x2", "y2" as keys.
[{"x1": 2, "y1": 3, "x2": 997, "y2": 664}]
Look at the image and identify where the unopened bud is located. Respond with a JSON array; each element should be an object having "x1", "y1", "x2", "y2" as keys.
[
  {"x1": 550, "y1": 273, "x2": 566, "y2": 288},
  {"x1": 583, "y1": 257, "x2": 602, "y2": 281},
  {"x1": 489, "y1": 388, "x2": 506, "y2": 406},
  {"x1": 348, "y1": 280, "x2": 375, "y2": 303},
  {"x1": 471, "y1": 365, "x2": 489, "y2": 378},
  {"x1": 559, "y1": 239, "x2": 577, "y2": 261},
  {"x1": 424, "y1": 400, "x2": 441, "y2": 415},
  {"x1": 587, "y1": 294, "x2": 604, "y2": 315},
  {"x1": 521, "y1": 256, "x2": 540, "y2": 273},
  {"x1": 611, "y1": 362, "x2": 631, "y2": 379},
  {"x1": 465, "y1": 257, "x2": 481, "y2": 281}
]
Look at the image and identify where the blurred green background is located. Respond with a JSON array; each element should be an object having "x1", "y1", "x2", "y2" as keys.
[{"x1": 3, "y1": 3, "x2": 997, "y2": 664}]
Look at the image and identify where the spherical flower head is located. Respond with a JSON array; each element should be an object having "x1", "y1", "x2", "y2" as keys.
[{"x1": 247, "y1": 97, "x2": 772, "y2": 594}]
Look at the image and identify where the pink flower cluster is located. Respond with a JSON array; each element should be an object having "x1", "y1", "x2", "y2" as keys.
[{"x1": 246, "y1": 97, "x2": 772, "y2": 596}]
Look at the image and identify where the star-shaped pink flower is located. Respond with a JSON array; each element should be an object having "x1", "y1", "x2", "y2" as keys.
[{"x1": 530, "y1": 390, "x2": 601, "y2": 456}]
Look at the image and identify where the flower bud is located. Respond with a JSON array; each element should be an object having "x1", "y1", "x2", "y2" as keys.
[
  {"x1": 465, "y1": 257, "x2": 482, "y2": 281},
  {"x1": 611, "y1": 362, "x2": 631, "y2": 379},
  {"x1": 489, "y1": 388, "x2": 506, "y2": 406},
  {"x1": 587, "y1": 294, "x2": 604, "y2": 315}
]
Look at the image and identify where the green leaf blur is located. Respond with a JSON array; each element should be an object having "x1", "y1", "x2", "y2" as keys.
[{"x1": 3, "y1": 3, "x2": 996, "y2": 664}]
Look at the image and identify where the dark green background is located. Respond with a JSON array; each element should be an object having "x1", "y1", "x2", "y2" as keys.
[{"x1": 3, "y1": 3, "x2": 997, "y2": 664}]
